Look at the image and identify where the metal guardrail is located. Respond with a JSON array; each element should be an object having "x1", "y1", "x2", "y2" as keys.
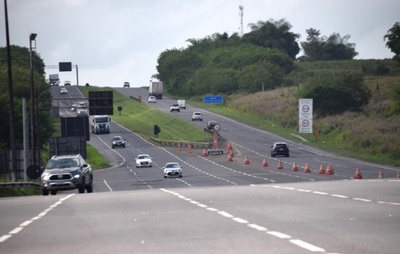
[
  {"x1": 0, "y1": 182, "x2": 41, "y2": 189},
  {"x1": 150, "y1": 137, "x2": 211, "y2": 149}
]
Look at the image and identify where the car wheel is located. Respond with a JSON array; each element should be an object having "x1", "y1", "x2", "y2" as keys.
[
  {"x1": 164, "y1": 175, "x2": 167, "y2": 178},
  {"x1": 86, "y1": 182, "x2": 93, "y2": 193},
  {"x1": 51, "y1": 190, "x2": 57, "y2": 195},
  {"x1": 42, "y1": 189, "x2": 49, "y2": 196},
  {"x1": 123, "y1": 145, "x2": 126, "y2": 148},
  {"x1": 179, "y1": 174, "x2": 182, "y2": 178},
  {"x1": 285, "y1": 154, "x2": 290, "y2": 157}
]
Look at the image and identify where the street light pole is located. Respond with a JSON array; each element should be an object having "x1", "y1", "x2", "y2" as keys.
[{"x1": 29, "y1": 33, "x2": 37, "y2": 166}]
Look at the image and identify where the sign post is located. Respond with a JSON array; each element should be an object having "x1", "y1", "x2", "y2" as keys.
[{"x1": 299, "y1": 99, "x2": 313, "y2": 134}]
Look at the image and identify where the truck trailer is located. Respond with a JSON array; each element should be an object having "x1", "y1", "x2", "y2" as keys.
[{"x1": 149, "y1": 81, "x2": 163, "y2": 99}]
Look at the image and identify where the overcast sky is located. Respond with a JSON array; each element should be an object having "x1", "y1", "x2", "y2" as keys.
[{"x1": 1, "y1": 0, "x2": 399, "y2": 87}]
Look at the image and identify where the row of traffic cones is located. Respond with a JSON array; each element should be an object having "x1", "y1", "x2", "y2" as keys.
[{"x1": 183, "y1": 143, "x2": 400, "y2": 179}]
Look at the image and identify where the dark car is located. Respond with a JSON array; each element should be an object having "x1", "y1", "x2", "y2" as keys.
[
  {"x1": 111, "y1": 136, "x2": 126, "y2": 148},
  {"x1": 206, "y1": 121, "x2": 220, "y2": 130},
  {"x1": 270, "y1": 142, "x2": 290, "y2": 157},
  {"x1": 40, "y1": 154, "x2": 93, "y2": 195}
]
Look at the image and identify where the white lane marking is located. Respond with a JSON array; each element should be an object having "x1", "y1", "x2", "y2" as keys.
[
  {"x1": 331, "y1": 194, "x2": 348, "y2": 199},
  {"x1": 352, "y1": 198, "x2": 371, "y2": 202},
  {"x1": 0, "y1": 194, "x2": 75, "y2": 243},
  {"x1": 218, "y1": 211, "x2": 234, "y2": 218},
  {"x1": 267, "y1": 231, "x2": 291, "y2": 239},
  {"x1": 248, "y1": 224, "x2": 267, "y2": 231},
  {"x1": 103, "y1": 180, "x2": 113, "y2": 191},
  {"x1": 161, "y1": 189, "x2": 330, "y2": 253},
  {"x1": 290, "y1": 239, "x2": 326, "y2": 253},
  {"x1": 232, "y1": 217, "x2": 248, "y2": 224},
  {"x1": 256, "y1": 183, "x2": 399, "y2": 207}
]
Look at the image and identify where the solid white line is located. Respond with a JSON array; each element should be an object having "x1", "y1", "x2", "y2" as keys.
[{"x1": 290, "y1": 239, "x2": 325, "y2": 252}]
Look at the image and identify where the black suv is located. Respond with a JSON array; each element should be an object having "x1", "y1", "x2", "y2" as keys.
[
  {"x1": 270, "y1": 142, "x2": 290, "y2": 157},
  {"x1": 40, "y1": 154, "x2": 93, "y2": 195}
]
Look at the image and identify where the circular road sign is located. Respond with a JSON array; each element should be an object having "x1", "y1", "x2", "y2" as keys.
[{"x1": 213, "y1": 124, "x2": 221, "y2": 131}]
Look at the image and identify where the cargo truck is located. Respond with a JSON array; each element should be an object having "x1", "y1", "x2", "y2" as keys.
[
  {"x1": 149, "y1": 81, "x2": 163, "y2": 99},
  {"x1": 90, "y1": 115, "x2": 111, "y2": 134}
]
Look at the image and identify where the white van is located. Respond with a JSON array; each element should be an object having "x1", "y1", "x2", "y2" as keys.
[{"x1": 177, "y1": 100, "x2": 186, "y2": 109}]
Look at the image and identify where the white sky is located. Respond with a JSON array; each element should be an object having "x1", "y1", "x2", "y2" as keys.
[{"x1": 1, "y1": 0, "x2": 399, "y2": 87}]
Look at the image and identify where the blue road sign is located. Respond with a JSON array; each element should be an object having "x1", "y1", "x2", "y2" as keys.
[{"x1": 203, "y1": 95, "x2": 223, "y2": 104}]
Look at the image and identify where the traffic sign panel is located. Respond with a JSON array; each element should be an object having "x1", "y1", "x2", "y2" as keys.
[{"x1": 204, "y1": 95, "x2": 223, "y2": 104}]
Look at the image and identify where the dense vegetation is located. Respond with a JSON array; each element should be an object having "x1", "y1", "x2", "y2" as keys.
[{"x1": 0, "y1": 45, "x2": 53, "y2": 152}]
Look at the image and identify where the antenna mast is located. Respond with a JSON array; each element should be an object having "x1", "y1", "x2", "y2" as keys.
[{"x1": 239, "y1": 5, "x2": 244, "y2": 37}]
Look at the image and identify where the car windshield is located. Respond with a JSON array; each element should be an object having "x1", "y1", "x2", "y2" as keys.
[
  {"x1": 138, "y1": 155, "x2": 149, "y2": 159},
  {"x1": 95, "y1": 117, "x2": 109, "y2": 123},
  {"x1": 276, "y1": 144, "x2": 287, "y2": 148},
  {"x1": 112, "y1": 136, "x2": 122, "y2": 141},
  {"x1": 47, "y1": 158, "x2": 80, "y2": 169},
  {"x1": 166, "y1": 163, "x2": 178, "y2": 168}
]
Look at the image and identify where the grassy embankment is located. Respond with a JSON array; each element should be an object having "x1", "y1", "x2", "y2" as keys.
[
  {"x1": 79, "y1": 86, "x2": 212, "y2": 144},
  {"x1": 182, "y1": 60, "x2": 400, "y2": 166}
]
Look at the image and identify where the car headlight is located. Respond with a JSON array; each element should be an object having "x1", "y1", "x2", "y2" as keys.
[{"x1": 41, "y1": 172, "x2": 51, "y2": 181}]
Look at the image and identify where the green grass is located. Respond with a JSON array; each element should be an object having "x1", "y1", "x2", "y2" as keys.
[
  {"x1": 79, "y1": 86, "x2": 212, "y2": 143},
  {"x1": 86, "y1": 144, "x2": 109, "y2": 170}
]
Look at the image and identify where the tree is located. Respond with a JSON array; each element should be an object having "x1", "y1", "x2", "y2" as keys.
[
  {"x1": 384, "y1": 22, "x2": 400, "y2": 63},
  {"x1": 0, "y1": 46, "x2": 53, "y2": 152},
  {"x1": 243, "y1": 19, "x2": 300, "y2": 59},
  {"x1": 300, "y1": 28, "x2": 358, "y2": 61},
  {"x1": 301, "y1": 72, "x2": 371, "y2": 116}
]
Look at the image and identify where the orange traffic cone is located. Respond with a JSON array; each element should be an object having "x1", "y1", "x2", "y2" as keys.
[
  {"x1": 318, "y1": 164, "x2": 325, "y2": 174},
  {"x1": 354, "y1": 167, "x2": 362, "y2": 179},
  {"x1": 202, "y1": 148, "x2": 208, "y2": 157},
  {"x1": 226, "y1": 142, "x2": 232, "y2": 153},
  {"x1": 262, "y1": 158, "x2": 268, "y2": 167},
  {"x1": 292, "y1": 162, "x2": 298, "y2": 172},
  {"x1": 227, "y1": 152, "x2": 233, "y2": 162},
  {"x1": 378, "y1": 170, "x2": 384, "y2": 179},
  {"x1": 244, "y1": 156, "x2": 250, "y2": 165},
  {"x1": 177, "y1": 143, "x2": 181, "y2": 152},
  {"x1": 325, "y1": 163, "x2": 334, "y2": 175},
  {"x1": 277, "y1": 160, "x2": 283, "y2": 170},
  {"x1": 187, "y1": 145, "x2": 192, "y2": 153},
  {"x1": 304, "y1": 163, "x2": 311, "y2": 173}
]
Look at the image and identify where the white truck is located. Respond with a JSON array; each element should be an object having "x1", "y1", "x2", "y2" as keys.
[
  {"x1": 177, "y1": 100, "x2": 186, "y2": 109},
  {"x1": 90, "y1": 115, "x2": 111, "y2": 134},
  {"x1": 149, "y1": 81, "x2": 163, "y2": 99}
]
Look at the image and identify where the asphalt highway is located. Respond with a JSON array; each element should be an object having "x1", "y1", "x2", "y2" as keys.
[{"x1": 1, "y1": 85, "x2": 398, "y2": 253}]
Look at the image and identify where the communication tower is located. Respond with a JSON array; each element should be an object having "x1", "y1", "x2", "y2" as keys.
[{"x1": 239, "y1": 5, "x2": 244, "y2": 37}]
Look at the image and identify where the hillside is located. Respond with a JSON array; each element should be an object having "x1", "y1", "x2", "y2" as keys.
[{"x1": 188, "y1": 59, "x2": 400, "y2": 166}]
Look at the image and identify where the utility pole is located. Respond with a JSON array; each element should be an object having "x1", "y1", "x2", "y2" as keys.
[{"x1": 4, "y1": 0, "x2": 17, "y2": 181}]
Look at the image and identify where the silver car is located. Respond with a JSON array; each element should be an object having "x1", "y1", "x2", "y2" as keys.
[
  {"x1": 163, "y1": 162, "x2": 182, "y2": 178},
  {"x1": 135, "y1": 154, "x2": 153, "y2": 168}
]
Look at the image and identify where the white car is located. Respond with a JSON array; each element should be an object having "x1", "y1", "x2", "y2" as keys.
[
  {"x1": 135, "y1": 154, "x2": 153, "y2": 168},
  {"x1": 148, "y1": 96, "x2": 156, "y2": 103},
  {"x1": 170, "y1": 104, "x2": 180, "y2": 112},
  {"x1": 60, "y1": 87, "x2": 68, "y2": 94},
  {"x1": 191, "y1": 112, "x2": 203, "y2": 121},
  {"x1": 163, "y1": 162, "x2": 182, "y2": 178}
]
